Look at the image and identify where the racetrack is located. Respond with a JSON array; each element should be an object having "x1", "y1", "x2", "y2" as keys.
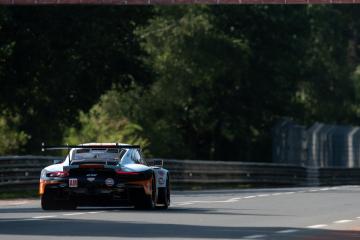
[{"x1": 0, "y1": 186, "x2": 360, "y2": 240}]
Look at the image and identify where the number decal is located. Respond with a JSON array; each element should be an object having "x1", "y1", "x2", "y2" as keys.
[{"x1": 69, "y1": 178, "x2": 78, "y2": 188}]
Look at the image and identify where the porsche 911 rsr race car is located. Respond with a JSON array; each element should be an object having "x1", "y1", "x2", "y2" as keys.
[{"x1": 39, "y1": 143, "x2": 170, "y2": 210}]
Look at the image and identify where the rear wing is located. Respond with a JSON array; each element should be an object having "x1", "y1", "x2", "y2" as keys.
[
  {"x1": 41, "y1": 143, "x2": 140, "y2": 152},
  {"x1": 41, "y1": 143, "x2": 140, "y2": 165}
]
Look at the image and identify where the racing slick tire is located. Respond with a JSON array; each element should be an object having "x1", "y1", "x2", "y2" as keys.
[
  {"x1": 41, "y1": 190, "x2": 76, "y2": 210},
  {"x1": 156, "y1": 175, "x2": 170, "y2": 209},
  {"x1": 61, "y1": 200, "x2": 77, "y2": 210},
  {"x1": 134, "y1": 175, "x2": 156, "y2": 210},
  {"x1": 41, "y1": 191, "x2": 60, "y2": 210}
]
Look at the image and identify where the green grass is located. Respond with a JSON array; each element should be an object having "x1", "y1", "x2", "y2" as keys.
[{"x1": 0, "y1": 189, "x2": 39, "y2": 199}]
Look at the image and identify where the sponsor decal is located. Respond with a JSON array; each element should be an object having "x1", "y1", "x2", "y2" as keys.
[
  {"x1": 158, "y1": 177, "x2": 164, "y2": 185},
  {"x1": 158, "y1": 171, "x2": 165, "y2": 177},
  {"x1": 87, "y1": 177, "x2": 95, "y2": 182},
  {"x1": 69, "y1": 178, "x2": 78, "y2": 188},
  {"x1": 105, "y1": 178, "x2": 114, "y2": 186},
  {"x1": 86, "y1": 173, "x2": 97, "y2": 177}
]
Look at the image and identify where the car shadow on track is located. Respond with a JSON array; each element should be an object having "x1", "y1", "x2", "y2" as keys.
[
  {"x1": 0, "y1": 218, "x2": 359, "y2": 240},
  {"x1": 0, "y1": 205, "x2": 289, "y2": 217}
]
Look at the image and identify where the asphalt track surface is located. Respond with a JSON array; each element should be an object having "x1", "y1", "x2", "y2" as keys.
[{"x1": 0, "y1": 186, "x2": 360, "y2": 240}]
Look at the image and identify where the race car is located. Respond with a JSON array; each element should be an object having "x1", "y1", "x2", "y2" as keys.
[{"x1": 39, "y1": 143, "x2": 170, "y2": 210}]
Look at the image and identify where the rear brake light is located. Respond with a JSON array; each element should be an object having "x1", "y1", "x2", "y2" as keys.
[
  {"x1": 116, "y1": 170, "x2": 139, "y2": 175},
  {"x1": 48, "y1": 171, "x2": 69, "y2": 178},
  {"x1": 79, "y1": 164, "x2": 104, "y2": 169}
]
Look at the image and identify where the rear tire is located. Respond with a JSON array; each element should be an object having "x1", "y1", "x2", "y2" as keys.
[
  {"x1": 157, "y1": 176, "x2": 170, "y2": 209},
  {"x1": 61, "y1": 200, "x2": 77, "y2": 210},
  {"x1": 41, "y1": 191, "x2": 59, "y2": 210},
  {"x1": 134, "y1": 175, "x2": 156, "y2": 210}
]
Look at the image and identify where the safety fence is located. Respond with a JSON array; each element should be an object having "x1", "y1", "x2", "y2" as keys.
[
  {"x1": 273, "y1": 119, "x2": 360, "y2": 167},
  {"x1": 1, "y1": 156, "x2": 360, "y2": 191}
]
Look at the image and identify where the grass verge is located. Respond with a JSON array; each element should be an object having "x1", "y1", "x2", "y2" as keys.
[{"x1": 0, "y1": 189, "x2": 38, "y2": 199}]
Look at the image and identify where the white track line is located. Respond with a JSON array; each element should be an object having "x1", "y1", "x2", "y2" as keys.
[
  {"x1": 7, "y1": 201, "x2": 29, "y2": 206},
  {"x1": 0, "y1": 200, "x2": 29, "y2": 206},
  {"x1": 175, "y1": 202, "x2": 194, "y2": 206},
  {"x1": 333, "y1": 219, "x2": 353, "y2": 224},
  {"x1": 243, "y1": 196, "x2": 257, "y2": 199},
  {"x1": 63, "y1": 213, "x2": 86, "y2": 216},
  {"x1": 276, "y1": 229, "x2": 299, "y2": 234},
  {"x1": 230, "y1": 197, "x2": 243, "y2": 200},
  {"x1": 307, "y1": 224, "x2": 328, "y2": 229},
  {"x1": 31, "y1": 215, "x2": 56, "y2": 219},
  {"x1": 173, "y1": 187, "x2": 348, "y2": 206},
  {"x1": 243, "y1": 234, "x2": 266, "y2": 239}
]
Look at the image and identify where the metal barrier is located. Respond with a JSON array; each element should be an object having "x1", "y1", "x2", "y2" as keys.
[
  {"x1": 1, "y1": 156, "x2": 360, "y2": 191},
  {"x1": 161, "y1": 159, "x2": 307, "y2": 188},
  {"x1": 273, "y1": 119, "x2": 360, "y2": 167},
  {"x1": 0, "y1": 156, "x2": 53, "y2": 189}
]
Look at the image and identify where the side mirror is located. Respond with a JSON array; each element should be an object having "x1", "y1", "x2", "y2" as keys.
[
  {"x1": 53, "y1": 159, "x2": 63, "y2": 164},
  {"x1": 153, "y1": 159, "x2": 163, "y2": 168}
]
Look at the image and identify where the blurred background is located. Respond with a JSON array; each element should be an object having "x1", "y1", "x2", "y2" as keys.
[{"x1": 1, "y1": 5, "x2": 360, "y2": 163}]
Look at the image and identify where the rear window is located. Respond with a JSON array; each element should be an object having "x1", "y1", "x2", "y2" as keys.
[{"x1": 72, "y1": 148, "x2": 125, "y2": 161}]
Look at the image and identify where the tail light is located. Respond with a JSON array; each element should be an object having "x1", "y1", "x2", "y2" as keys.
[
  {"x1": 79, "y1": 164, "x2": 104, "y2": 169},
  {"x1": 116, "y1": 170, "x2": 139, "y2": 176},
  {"x1": 48, "y1": 171, "x2": 69, "y2": 178}
]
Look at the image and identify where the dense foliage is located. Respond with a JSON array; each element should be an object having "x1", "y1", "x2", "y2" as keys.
[
  {"x1": 0, "y1": 6, "x2": 153, "y2": 153},
  {"x1": 1, "y1": 5, "x2": 360, "y2": 161}
]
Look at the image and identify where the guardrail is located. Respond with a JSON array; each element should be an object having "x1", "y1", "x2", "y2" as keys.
[{"x1": 1, "y1": 156, "x2": 360, "y2": 191}]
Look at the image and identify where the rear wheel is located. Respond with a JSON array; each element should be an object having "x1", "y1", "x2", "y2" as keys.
[
  {"x1": 60, "y1": 200, "x2": 77, "y2": 210},
  {"x1": 41, "y1": 191, "x2": 59, "y2": 210},
  {"x1": 42, "y1": 190, "x2": 76, "y2": 210},
  {"x1": 134, "y1": 175, "x2": 156, "y2": 210},
  {"x1": 157, "y1": 175, "x2": 170, "y2": 209}
]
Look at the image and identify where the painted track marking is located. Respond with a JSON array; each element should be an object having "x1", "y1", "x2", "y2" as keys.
[
  {"x1": 284, "y1": 192, "x2": 295, "y2": 195},
  {"x1": 31, "y1": 215, "x2": 56, "y2": 219},
  {"x1": 63, "y1": 213, "x2": 86, "y2": 216},
  {"x1": 276, "y1": 229, "x2": 299, "y2": 234},
  {"x1": 244, "y1": 196, "x2": 256, "y2": 199},
  {"x1": 307, "y1": 224, "x2": 328, "y2": 229},
  {"x1": 333, "y1": 219, "x2": 353, "y2": 224},
  {"x1": 243, "y1": 234, "x2": 266, "y2": 239},
  {"x1": 173, "y1": 186, "x2": 360, "y2": 206}
]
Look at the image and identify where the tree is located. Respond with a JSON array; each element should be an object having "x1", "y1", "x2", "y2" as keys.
[
  {"x1": 0, "y1": 112, "x2": 29, "y2": 154},
  {"x1": 64, "y1": 88, "x2": 150, "y2": 155},
  {"x1": 0, "y1": 6, "x2": 153, "y2": 152},
  {"x1": 71, "y1": 5, "x2": 360, "y2": 162}
]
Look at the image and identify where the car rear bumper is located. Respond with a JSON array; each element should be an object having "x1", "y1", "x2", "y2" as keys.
[{"x1": 39, "y1": 178, "x2": 153, "y2": 206}]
